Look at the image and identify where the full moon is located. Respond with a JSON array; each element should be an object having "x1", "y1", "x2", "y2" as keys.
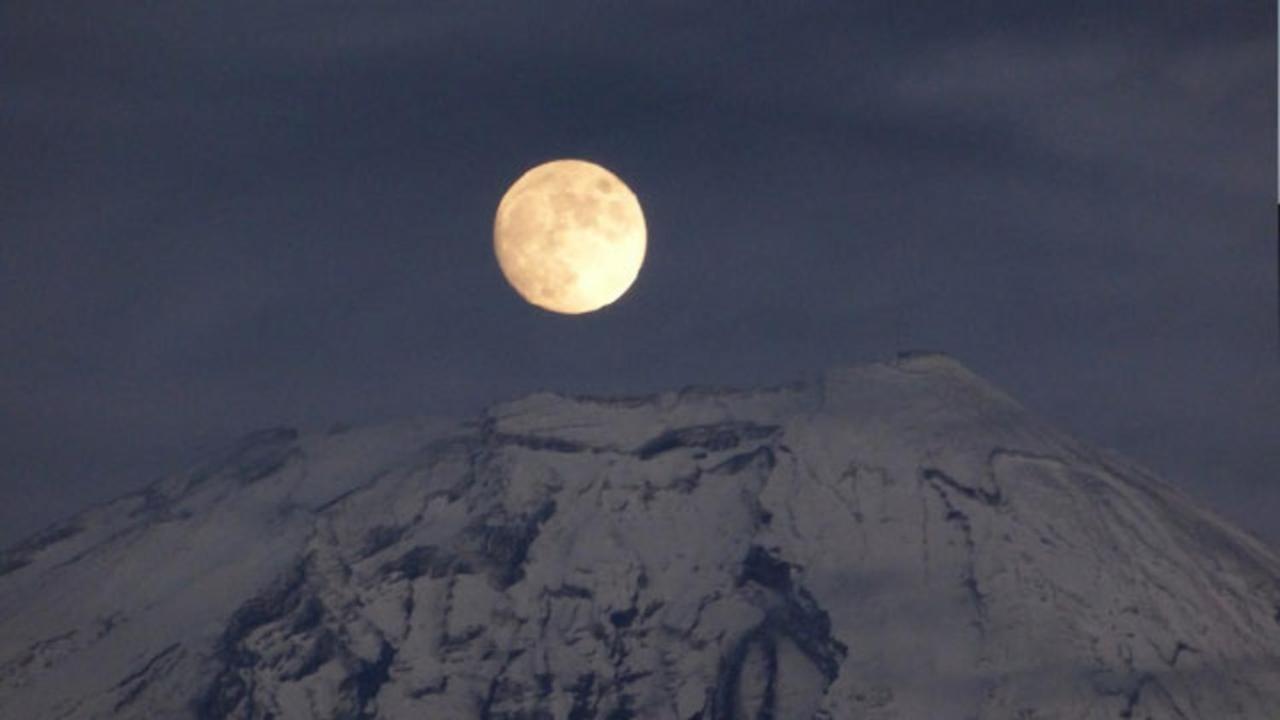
[{"x1": 494, "y1": 159, "x2": 647, "y2": 314}]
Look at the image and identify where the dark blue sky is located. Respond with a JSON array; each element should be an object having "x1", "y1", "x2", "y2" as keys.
[{"x1": 1, "y1": 1, "x2": 1276, "y2": 545}]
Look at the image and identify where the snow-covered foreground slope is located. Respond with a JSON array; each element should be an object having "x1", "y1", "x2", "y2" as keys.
[{"x1": 2, "y1": 354, "x2": 1278, "y2": 719}]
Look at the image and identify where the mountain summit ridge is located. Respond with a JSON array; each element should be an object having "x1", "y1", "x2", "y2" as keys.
[{"x1": 2, "y1": 355, "x2": 1278, "y2": 719}]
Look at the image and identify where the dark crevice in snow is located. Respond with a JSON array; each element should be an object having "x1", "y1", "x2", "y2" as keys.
[
  {"x1": 195, "y1": 559, "x2": 310, "y2": 719},
  {"x1": 609, "y1": 608, "x2": 638, "y2": 628},
  {"x1": 465, "y1": 499, "x2": 557, "y2": 589},
  {"x1": 479, "y1": 649, "x2": 544, "y2": 719},
  {"x1": 641, "y1": 470, "x2": 703, "y2": 505},
  {"x1": 605, "y1": 703, "x2": 637, "y2": 719},
  {"x1": 16, "y1": 629, "x2": 77, "y2": 668},
  {"x1": 11, "y1": 522, "x2": 85, "y2": 555},
  {"x1": 290, "y1": 596, "x2": 324, "y2": 634},
  {"x1": 440, "y1": 625, "x2": 484, "y2": 650},
  {"x1": 921, "y1": 467, "x2": 1003, "y2": 507},
  {"x1": 492, "y1": 431, "x2": 592, "y2": 454},
  {"x1": 709, "y1": 446, "x2": 776, "y2": 475},
  {"x1": 922, "y1": 470, "x2": 989, "y2": 625},
  {"x1": 739, "y1": 546, "x2": 793, "y2": 594},
  {"x1": 546, "y1": 583, "x2": 594, "y2": 599},
  {"x1": 113, "y1": 642, "x2": 181, "y2": 690},
  {"x1": 111, "y1": 642, "x2": 182, "y2": 711},
  {"x1": 708, "y1": 626, "x2": 766, "y2": 720},
  {"x1": 1118, "y1": 673, "x2": 1155, "y2": 719},
  {"x1": 360, "y1": 524, "x2": 409, "y2": 558},
  {"x1": 313, "y1": 468, "x2": 395, "y2": 513},
  {"x1": 1094, "y1": 670, "x2": 1187, "y2": 720},
  {"x1": 341, "y1": 639, "x2": 395, "y2": 720},
  {"x1": 1159, "y1": 640, "x2": 1197, "y2": 667},
  {"x1": 601, "y1": 577, "x2": 647, "y2": 719},
  {"x1": 0, "y1": 556, "x2": 30, "y2": 578},
  {"x1": 381, "y1": 545, "x2": 471, "y2": 581},
  {"x1": 185, "y1": 427, "x2": 300, "y2": 494},
  {"x1": 708, "y1": 546, "x2": 848, "y2": 719},
  {"x1": 0, "y1": 522, "x2": 84, "y2": 577},
  {"x1": 409, "y1": 675, "x2": 448, "y2": 699},
  {"x1": 566, "y1": 673, "x2": 598, "y2": 720},
  {"x1": 94, "y1": 612, "x2": 124, "y2": 640},
  {"x1": 636, "y1": 423, "x2": 779, "y2": 461},
  {"x1": 760, "y1": 634, "x2": 780, "y2": 720},
  {"x1": 279, "y1": 629, "x2": 335, "y2": 682}
]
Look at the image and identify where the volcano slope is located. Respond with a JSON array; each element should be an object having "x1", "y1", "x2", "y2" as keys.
[{"x1": 1, "y1": 354, "x2": 1277, "y2": 719}]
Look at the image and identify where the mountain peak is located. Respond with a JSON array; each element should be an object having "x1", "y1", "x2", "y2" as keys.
[{"x1": 2, "y1": 361, "x2": 1278, "y2": 719}]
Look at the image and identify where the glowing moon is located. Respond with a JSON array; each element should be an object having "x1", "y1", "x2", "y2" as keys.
[{"x1": 494, "y1": 159, "x2": 646, "y2": 314}]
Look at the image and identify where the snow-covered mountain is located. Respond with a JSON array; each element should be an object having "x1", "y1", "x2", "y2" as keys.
[{"x1": 2, "y1": 353, "x2": 1277, "y2": 719}]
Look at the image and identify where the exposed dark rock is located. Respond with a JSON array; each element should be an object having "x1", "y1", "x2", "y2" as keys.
[
  {"x1": 340, "y1": 639, "x2": 395, "y2": 720},
  {"x1": 921, "y1": 467, "x2": 1002, "y2": 507},
  {"x1": 289, "y1": 597, "x2": 325, "y2": 635},
  {"x1": 0, "y1": 556, "x2": 30, "y2": 578},
  {"x1": 440, "y1": 626, "x2": 485, "y2": 650},
  {"x1": 465, "y1": 500, "x2": 557, "y2": 589},
  {"x1": 709, "y1": 546, "x2": 848, "y2": 718},
  {"x1": 493, "y1": 433, "x2": 589, "y2": 454},
  {"x1": 409, "y1": 676, "x2": 449, "y2": 699},
  {"x1": 547, "y1": 584, "x2": 593, "y2": 599},
  {"x1": 738, "y1": 546, "x2": 792, "y2": 594},
  {"x1": 280, "y1": 629, "x2": 336, "y2": 682},
  {"x1": 111, "y1": 643, "x2": 182, "y2": 711},
  {"x1": 126, "y1": 488, "x2": 174, "y2": 519},
  {"x1": 94, "y1": 612, "x2": 123, "y2": 640},
  {"x1": 381, "y1": 545, "x2": 470, "y2": 580},
  {"x1": 1119, "y1": 673, "x2": 1156, "y2": 719},
  {"x1": 186, "y1": 427, "x2": 299, "y2": 494},
  {"x1": 195, "y1": 560, "x2": 310, "y2": 719},
  {"x1": 710, "y1": 446, "x2": 776, "y2": 475},
  {"x1": 566, "y1": 674, "x2": 598, "y2": 720},
  {"x1": 221, "y1": 563, "x2": 307, "y2": 660},
  {"x1": 0, "y1": 522, "x2": 84, "y2": 577},
  {"x1": 636, "y1": 423, "x2": 779, "y2": 460},
  {"x1": 360, "y1": 525, "x2": 408, "y2": 558},
  {"x1": 1162, "y1": 641, "x2": 1197, "y2": 667},
  {"x1": 604, "y1": 704, "x2": 636, "y2": 719},
  {"x1": 922, "y1": 469, "x2": 989, "y2": 624},
  {"x1": 608, "y1": 608, "x2": 638, "y2": 628}
]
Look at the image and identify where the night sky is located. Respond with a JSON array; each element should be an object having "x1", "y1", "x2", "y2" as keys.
[{"x1": 2, "y1": 2, "x2": 1276, "y2": 547}]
